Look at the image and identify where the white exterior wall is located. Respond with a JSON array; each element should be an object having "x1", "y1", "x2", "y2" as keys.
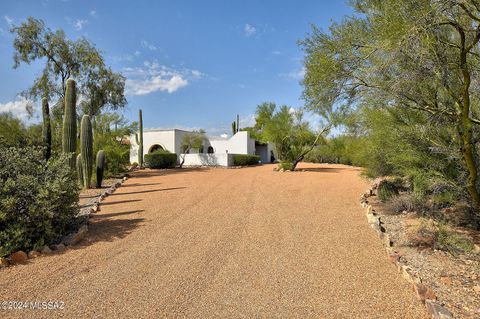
[
  {"x1": 182, "y1": 153, "x2": 233, "y2": 167},
  {"x1": 207, "y1": 131, "x2": 255, "y2": 155}
]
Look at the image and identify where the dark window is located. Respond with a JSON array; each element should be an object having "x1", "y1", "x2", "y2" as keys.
[
  {"x1": 149, "y1": 144, "x2": 164, "y2": 153},
  {"x1": 207, "y1": 146, "x2": 214, "y2": 154}
]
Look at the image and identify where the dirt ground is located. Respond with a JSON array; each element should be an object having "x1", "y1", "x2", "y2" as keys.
[{"x1": 0, "y1": 163, "x2": 428, "y2": 318}]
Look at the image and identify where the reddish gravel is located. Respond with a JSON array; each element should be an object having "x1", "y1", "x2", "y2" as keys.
[{"x1": 0, "y1": 164, "x2": 428, "y2": 318}]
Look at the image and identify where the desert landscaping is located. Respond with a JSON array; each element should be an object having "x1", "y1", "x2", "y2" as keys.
[{"x1": 0, "y1": 164, "x2": 430, "y2": 318}]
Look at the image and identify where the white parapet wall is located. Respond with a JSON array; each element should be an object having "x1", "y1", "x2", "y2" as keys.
[{"x1": 182, "y1": 153, "x2": 234, "y2": 167}]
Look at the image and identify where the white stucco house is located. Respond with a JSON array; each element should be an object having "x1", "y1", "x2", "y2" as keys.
[{"x1": 130, "y1": 129, "x2": 274, "y2": 167}]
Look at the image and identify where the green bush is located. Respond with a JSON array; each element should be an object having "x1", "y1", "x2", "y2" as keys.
[
  {"x1": 0, "y1": 146, "x2": 80, "y2": 257},
  {"x1": 144, "y1": 150, "x2": 177, "y2": 169},
  {"x1": 233, "y1": 154, "x2": 260, "y2": 166},
  {"x1": 378, "y1": 180, "x2": 400, "y2": 201},
  {"x1": 434, "y1": 225, "x2": 475, "y2": 254},
  {"x1": 279, "y1": 161, "x2": 294, "y2": 171}
]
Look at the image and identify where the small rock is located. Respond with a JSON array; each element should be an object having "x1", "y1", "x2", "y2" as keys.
[
  {"x1": 474, "y1": 244, "x2": 480, "y2": 253},
  {"x1": 366, "y1": 205, "x2": 373, "y2": 214},
  {"x1": 388, "y1": 252, "x2": 400, "y2": 264},
  {"x1": 52, "y1": 243, "x2": 66, "y2": 252},
  {"x1": 383, "y1": 236, "x2": 393, "y2": 247},
  {"x1": 61, "y1": 233, "x2": 75, "y2": 246},
  {"x1": 0, "y1": 257, "x2": 10, "y2": 268},
  {"x1": 28, "y1": 250, "x2": 41, "y2": 258},
  {"x1": 473, "y1": 285, "x2": 480, "y2": 293},
  {"x1": 440, "y1": 276, "x2": 453, "y2": 286},
  {"x1": 70, "y1": 225, "x2": 88, "y2": 245},
  {"x1": 413, "y1": 282, "x2": 436, "y2": 302},
  {"x1": 10, "y1": 251, "x2": 28, "y2": 264},
  {"x1": 41, "y1": 246, "x2": 52, "y2": 254},
  {"x1": 425, "y1": 300, "x2": 453, "y2": 319}
]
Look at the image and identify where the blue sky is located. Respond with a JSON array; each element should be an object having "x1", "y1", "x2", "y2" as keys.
[{"x1": 0, "y1": 0, "x2": 352, "y2": 136}]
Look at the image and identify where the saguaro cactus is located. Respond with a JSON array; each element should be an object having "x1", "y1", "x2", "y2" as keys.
[
  {"x1": 135, "y1": 109, "x2": 144, "y2": 167},
  {"x1": 76, "y1": 154, "x2": 84, "y2": 188},
  {"x1": 231, "y1": 121, "x2": 237, "y2": 135},
  {"x1": 236, "y1": 114, "x2": 240, "y2": 132},
  {"x1": 80, "y1": 115, "x2": 93, "y2": 188},
  {"x1": 96, "y1": 150, "x2": 105, "y2": 188},
  {"x1": 62, "y1": 79, "x2": 77, "y2": 169},
  {"x1": 41, "y1": 97, "x2": 52, "y2": 160}
]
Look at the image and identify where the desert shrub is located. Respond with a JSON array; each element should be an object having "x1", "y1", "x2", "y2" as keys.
[
  {"x1": 378, "y1": 180, "x2": 400, "y2": 201},
  {"x1": 409, "y1": 219, "x2": 474, "y2": 254},
  {"x1": 144, "y1": 150, "x2": 177, "y2": 169},
  {"x1": 279, "y1": 161, "x2": 294, "y2": 171},
  {"x1": 385, "y1": 194, "x2": 423, "y2": 214},
  {"x1": 0, "y1": 146, "x2": 79, "y2": 257},
  {"x1": 434, "y1": 225, "x2": 474, "y2": 254},
  {"x1": 233, "y1": 154, "x2": 260, "y2": 166}
]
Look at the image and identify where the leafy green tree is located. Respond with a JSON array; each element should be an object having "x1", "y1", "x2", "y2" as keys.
[
  {"x1": 0, "y1": 112, "x2": 42, "y2": 147},
  {"x1": 253, "y1": 102, "x2": 330, "y2": 171},
  {"x1": 301, "y1": 0, "x2": 480, "y2": 211},
  {"x1": 179, "y1": 130, "x2": 206, "y2": 168}
]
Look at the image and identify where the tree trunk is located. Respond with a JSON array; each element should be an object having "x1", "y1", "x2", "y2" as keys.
[
  {"x1": 459, "y1": 42, "x2": 480, "y2": 211},
  {"x1": 179, "y1": 155, "x2": 185, "y2": 168}
]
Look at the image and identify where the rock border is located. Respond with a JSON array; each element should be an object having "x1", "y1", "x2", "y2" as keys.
[
  {"x1": 0, "y1": 176, "x2": 129, "y2": 269},
  {"x1": 361, "y1": 184, "x2": 454, "y2": 319}
]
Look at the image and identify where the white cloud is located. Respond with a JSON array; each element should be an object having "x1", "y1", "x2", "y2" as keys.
[
  {"x1": 280, "y1": 67, "x2": 306, "y2": 80},
  {"x1": 134, "y1": 50, "x2": 141, "y2": 57},
  {"x1": 73, "y1": 19, "x2": 88, "y2": 30},
  {"x1": 89, "y1": 10, "x2": 97, "y2": 17},
  {"x1": 4, "y1": 15, "x2": 14, "y2": 26},
  {"x1": 272, "y1": 50, "x2": 282, "y2": 55},
  {"x1": 0, "y1": 97, "x2": 33, "y2": 119},
  {"x1": 124, "y1": 60, "x2": 202, "y2": 96},
  {"x1": 245, "y1": 24, "x2": 256, "y2": 37},
  {"x1": 141, "y1": 40, "x2": 157, "y2": 51}
]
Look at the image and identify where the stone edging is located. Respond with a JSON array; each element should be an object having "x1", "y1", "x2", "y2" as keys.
[
  {"x1": 360, "y1": 184, "x2": 454, "y2": 319},
  {"x1": 0, "y1": 176, "x2": 129, "y2": 268}
]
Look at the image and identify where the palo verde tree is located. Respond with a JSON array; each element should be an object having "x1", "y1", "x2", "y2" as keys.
[
  {"x1": 301, "y1": 0, "x2": 480, "y2": 213},
  {"x1": 254, "y1": 102, "x2": 330, "y2": 171},
  {"x1": 179, "y1": 130, "x2": 206, "y2": 168}
]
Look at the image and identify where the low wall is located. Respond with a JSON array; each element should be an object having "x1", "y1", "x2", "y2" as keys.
[{"x1": 183, "y1": 153, "x2": 234, "y2": 167}]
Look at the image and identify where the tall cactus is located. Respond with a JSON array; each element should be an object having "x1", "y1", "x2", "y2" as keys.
[
  {"x1": 96, "y1": 150, "x2": 105, "y2": 188},
  {"x1": 62, "y1": 79, "x2": 77, "y2": 169},
  {"x1": 236, "y1": 114, "x2": 240, "y2": 133},
  {"x1": 41, "y1": 97, "x2": 51, "y2": 160},
  {"x1": 76, "y1": 153, "x2": 84, "y2": 188},
  {"x1": 80, "y1": 114, "x2": 93, "y2": 188},
  {"x1": 231, "y1": 121, "x2": 237, "y2": 135},
  {"x1": 135, "y1": 109, "x2": 144, "y2": 167}
]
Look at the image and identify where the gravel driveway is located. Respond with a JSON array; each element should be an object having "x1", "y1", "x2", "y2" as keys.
[{"x1": 0, "y1": 163, "x2": 427, "y2": 318}]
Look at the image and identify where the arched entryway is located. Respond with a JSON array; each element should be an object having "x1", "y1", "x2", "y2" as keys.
[
  {"x1": 149, "y1": 144, "x2": 164, "y2": 153},
  {"x1": 207, "y1": 146, "x2": 214, "y2": 154}
]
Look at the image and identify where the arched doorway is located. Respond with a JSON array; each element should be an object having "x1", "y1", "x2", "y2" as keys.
[
  {"x1": 207, "y1": 146, "x2": 214, "y2": 154},
  {"x1": 149, "y1": 144, "x2": 164, "y2": 153}
]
